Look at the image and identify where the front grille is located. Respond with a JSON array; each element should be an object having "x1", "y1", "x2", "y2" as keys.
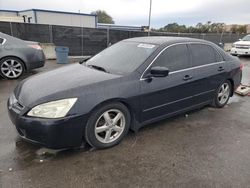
[
  {"x1": 14, "y1": 101, "x2": 24, "y2": 110},
  {"x1": 9, "y1": 94, "x2": 25, "y2": 113}
]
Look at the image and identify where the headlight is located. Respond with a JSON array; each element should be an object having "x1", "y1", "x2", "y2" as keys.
[
  {"x1": 27, "y1": 98, "x2": 77, "y2": 118},
  {"x1": 232, "y1": 44, "x2": 236, "y2": 48}
]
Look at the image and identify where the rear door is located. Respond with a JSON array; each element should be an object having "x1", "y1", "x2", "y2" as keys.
[
  {"x1": 140, "y1": 44, "x2": 196, "y2": 122},
  {"x1": 188, "y1": 43, "x2": 228, "y2": 104}
]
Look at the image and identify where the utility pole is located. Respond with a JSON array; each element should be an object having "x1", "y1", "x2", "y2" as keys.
[{"x1": 148, "y1": 0, "x2": 152, "y2": 36}]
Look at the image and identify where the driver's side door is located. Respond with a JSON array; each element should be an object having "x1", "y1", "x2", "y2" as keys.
[{"x1": 140, "y1": 44, "x2": 196, "y2": 122}]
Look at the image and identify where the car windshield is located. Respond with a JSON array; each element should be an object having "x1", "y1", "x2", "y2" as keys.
[
  {"x1": 85, "y1": 41, "x2": 158, "y2": 75},
  {"x1": 242, "y1": 35, "x2": 250, "y2": 41}
]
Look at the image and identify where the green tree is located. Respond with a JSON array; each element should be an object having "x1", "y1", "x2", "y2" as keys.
[
  {"x1": 238, "y1": 25, "x2": 247, "y2": 34},
  {"x1": 163, "y1": 23, "x2": 187, "y2": 33},
  {"x1": 230, "y1": 25, "x2": 247, "y2": 34},
  {"x1": 92, "y1": 10, "x2": 114, "y2": 24},
  {"x1": 210, "y1": 23, "x2": 225, "y2": 33},
  {"x1": 188, "y1": 26, "x2": 199, "y2": 33},
  {"x1": 156, "y1": 21, "x2": 227, "y2": 34},
  {"x1": 230, "y1": 25, "x2": 238, "y2": 33},
  {"x1": 196, "y1": 21, "x2": 211, "y2": 33}
]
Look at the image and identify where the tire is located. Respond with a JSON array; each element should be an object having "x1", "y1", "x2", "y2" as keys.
[
  {"x1": 212, "y1": 80, "x2": 232, "y2": 108},
  {"x1": 0, "y1": 57, "x2": 25, "y2": 79},
  {"x1": 85, "y1": 102, "x2": 131, "y2": 149}
]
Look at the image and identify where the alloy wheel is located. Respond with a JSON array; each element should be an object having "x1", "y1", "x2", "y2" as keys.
[
  {"x1": 94, "y1": 109, "x2": 126, "y2": 144},
  {"x1": 0, "y1": 59, "x2": 23, "y2": 79},
  {"x1": 218, "y1": 83, "x2": 230, "y2": 105}
]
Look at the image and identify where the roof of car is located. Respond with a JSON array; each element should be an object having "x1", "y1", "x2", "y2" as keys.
[{"x1": 124, "y1": 36, "x2": 209, "y2": 45}]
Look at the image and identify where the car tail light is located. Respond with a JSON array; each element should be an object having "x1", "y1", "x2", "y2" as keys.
[
  {"x1": 28, "y1": 44, "x2": 42, "y2": 50},
  {"x1": 240, "y1": 63, "x2": 244, "y2": 70}
]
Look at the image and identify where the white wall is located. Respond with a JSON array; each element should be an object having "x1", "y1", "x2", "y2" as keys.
[
  {"x1": 0, "y1": 11, "x2": 17, "y2": 17},
  {"x1": 0, "y1": 11, "x2": 24, "y2": 23},
  {"x1": 36, "y1": 11, "x2": 96, "y2": 28},
  {"x1": 0, "y1": 16, "x2": 24, "y2": 23},
  {"x1": 18, "y1": 10, "x2": 36, "y2": 23}
]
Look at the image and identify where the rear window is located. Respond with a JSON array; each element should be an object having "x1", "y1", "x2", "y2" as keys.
[{"x1": 189, "y1": 44, "x2": 222, "y2": 66}]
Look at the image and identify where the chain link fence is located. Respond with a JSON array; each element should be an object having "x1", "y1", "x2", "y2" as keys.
[{"x1": 0, "y1": 21, "x2": 245, "y2": 56}]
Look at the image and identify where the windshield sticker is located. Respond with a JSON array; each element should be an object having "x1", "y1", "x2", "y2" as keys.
[{"x1": 137, "y1": 43, "x2": 155, "y2": 49}]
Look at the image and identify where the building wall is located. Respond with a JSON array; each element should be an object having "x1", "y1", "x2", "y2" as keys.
[
  {"x1": 0, "y1": 11, "x2": 17, "y2": 17},
  {"x1": 18, "y1": 10, "x2": 36, "y2": 23},
  {"x1": 36, "y1": 11, "x2": 96, "y2": 28},
  {"x1": 0, "y1": 9, "x2": 96, "y2": 28},
  {"x1": 0, "y1": 16, "x2": 23, "y2": 23},
  {"x1": 97, "y1": 23, "x2": 142, "y2": 31}
]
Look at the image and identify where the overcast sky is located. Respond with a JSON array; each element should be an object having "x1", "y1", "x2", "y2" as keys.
[{"x1": 0, "y1": 0, "x2": 250, "y2": 28}]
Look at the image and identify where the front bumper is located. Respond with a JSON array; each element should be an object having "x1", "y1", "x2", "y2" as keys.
[
  {"x1": 230, "y1": 47, "x2": 250, "y2": 55},
  {"x1": 7, "y1": 99, "x2": 88, "y2": 149}
]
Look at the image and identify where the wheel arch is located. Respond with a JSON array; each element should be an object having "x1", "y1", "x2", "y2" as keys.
[
  {"x1": 88, "y1": 98, "x2": 137, "y2": 131},
  {"x1": 227, "y1": 78, "x2": 234, "y2": 97}
]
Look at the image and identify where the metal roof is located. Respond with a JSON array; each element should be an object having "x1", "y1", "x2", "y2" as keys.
[{"x1": 0, "y1": 9, "x2": 96, "y2": 17}]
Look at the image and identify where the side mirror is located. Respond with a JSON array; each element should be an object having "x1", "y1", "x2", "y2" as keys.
[
  {"x1": 150, "y1": 66, "x2": 169, "y2": 77},
  {"x1": 239, "y1": 38, "x2": 242, "y2": 41}
]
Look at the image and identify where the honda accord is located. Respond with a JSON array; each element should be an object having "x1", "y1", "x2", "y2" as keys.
[{"x1": 8, "y1": 37, "x2": 242, "y2": 149}]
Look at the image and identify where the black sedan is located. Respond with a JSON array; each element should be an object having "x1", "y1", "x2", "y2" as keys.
[
  {"x1": 0, "y1": 32, "x2": 45, "y2": 79},
  {"x1": 8, "y1": 37, "x2": 242, "y2": 149}
]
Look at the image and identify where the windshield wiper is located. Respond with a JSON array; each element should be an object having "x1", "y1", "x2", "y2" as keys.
[
  {"x1": 79, "y1": 57, "x2": 91, "y2": 64},
  {"x1": 87, "y1": 65, "x2": 109, "y2": 73}
]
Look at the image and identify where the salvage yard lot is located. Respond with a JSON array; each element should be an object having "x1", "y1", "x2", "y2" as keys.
[{"x1": 0, "y1": 57, "x2": 250, "y2": 187}]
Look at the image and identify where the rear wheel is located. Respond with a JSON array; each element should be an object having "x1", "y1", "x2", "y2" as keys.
[
  {"x1": 0, "y1": 57, "x2": 25, "y2": 79},
  {"x1": 85, "y1": 102, "x2": 131, "y2": 149},
  {"x1": 213, "y1": 80, "x2": 232, "y2": 108}
]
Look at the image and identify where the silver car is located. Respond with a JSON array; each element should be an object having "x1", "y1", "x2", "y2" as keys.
[{"x1": 0, "y1": 32, "x2": 45, "y2": 79}]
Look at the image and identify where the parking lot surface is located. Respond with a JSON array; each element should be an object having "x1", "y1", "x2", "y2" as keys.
[{"x1": 0, "y1": 57, "x2": 250, "y2": 188}]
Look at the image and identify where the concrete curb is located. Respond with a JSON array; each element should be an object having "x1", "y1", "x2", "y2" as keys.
[{"x1": 40, "y1": 43, "x2": 56, "y2": 60}]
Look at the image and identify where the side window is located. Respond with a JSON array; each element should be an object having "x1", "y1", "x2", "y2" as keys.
[
  {"x1": 0, "y1": 38, "x2": 3, "y2": 44},
  {"x1": 153, "y1": 44, "x2": 190, "y2": 72},
  {"x1": 214, "y1": 48, "x2": 224, "y2": 62},
  {"x1": 189, "y1": 44, "x2": 219, "y2": 66}
]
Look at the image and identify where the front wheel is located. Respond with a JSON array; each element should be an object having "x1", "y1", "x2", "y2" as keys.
[
  {"x1": 213, "y1": 80, "x2": 232, "y2": 108},
  {"x1": 85, "y1": 102, "x2": 131, "y2": 149}
]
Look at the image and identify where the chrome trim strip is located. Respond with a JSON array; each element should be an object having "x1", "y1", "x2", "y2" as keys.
[
  {"x1": 140, "y1": 42, "x2": 225, "y2": 81},
  {"x1": 143, "y1": 89, "x2": 215, "y2": 112},
  {"x1": 169, "y1": 61, "x2": 225, "y2": 75}
]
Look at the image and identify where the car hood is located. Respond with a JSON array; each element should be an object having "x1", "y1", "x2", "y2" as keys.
[
  {"x1": 234, "y1": 41, "x2": 250, "y2": 45},
  {"x1": 15, "y1": 64, "x2": 121, "y2": 107}
]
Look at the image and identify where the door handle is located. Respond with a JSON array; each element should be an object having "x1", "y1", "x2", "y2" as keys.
[
  {"x1": 218, "y1": 67, "x2": 225, "y2": 72},
  {"x1": 183, "y1": 75, "x2": 192, "y2": 81}
]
